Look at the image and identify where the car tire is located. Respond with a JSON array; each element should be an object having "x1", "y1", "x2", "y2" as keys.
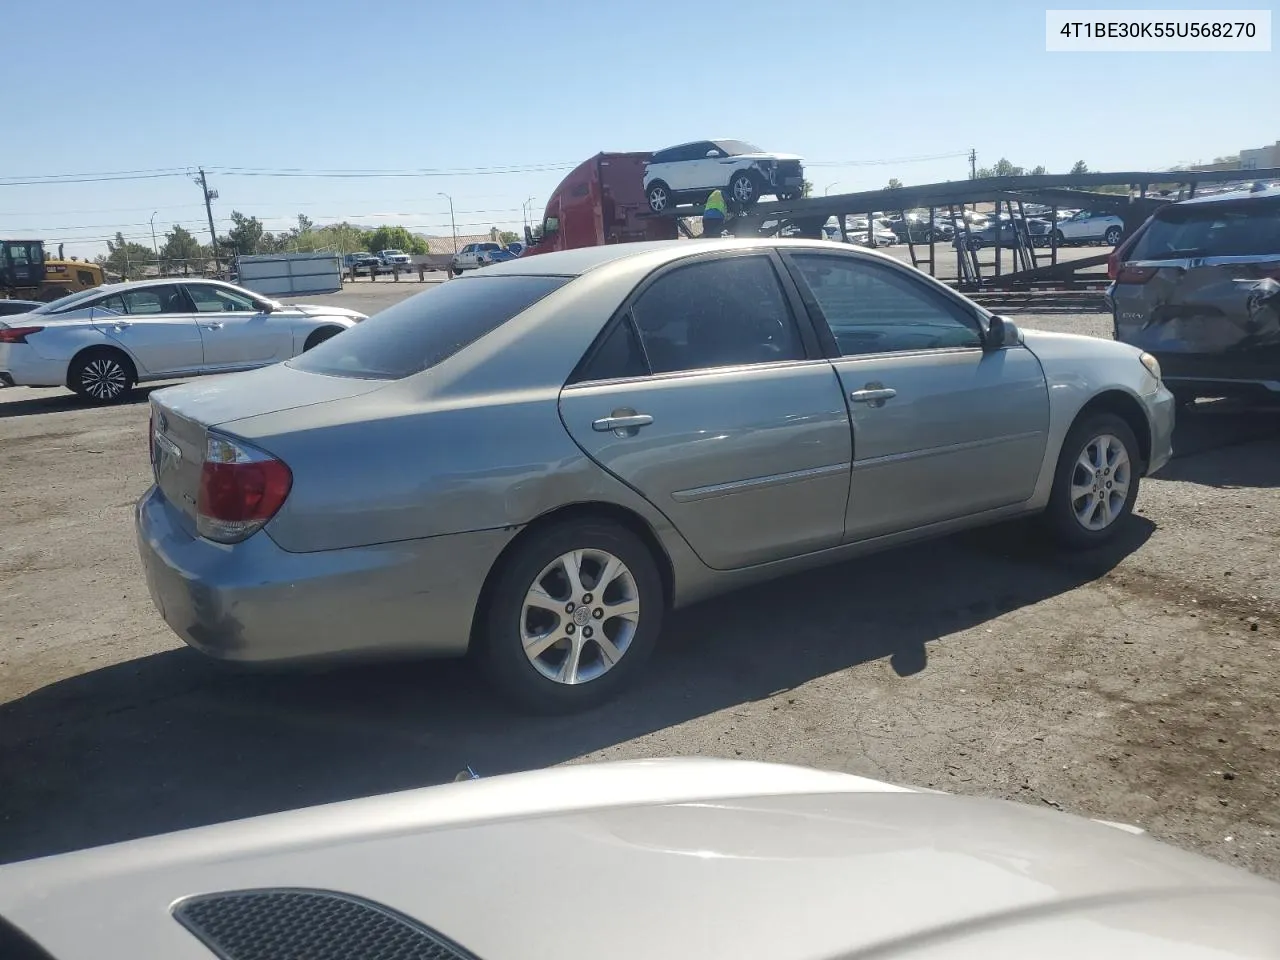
[
  {"x1": 1104, "y1": 226, "x2": 1123, "y2": 246},
  {"x1": 478, "y1": 518, "x2": 665, "y2": 713},
  {"x1": 1052, "y1": 229, "x2": 1065, "y2": 244},
  {"x1": 68, "y1": 347, "x2": 136, "y2": 404},
  {"x1": 1044, "y1": 412, "x2": 1141, "y2": 550},
  {"x1": 728, "y1": 171, "x2": 760, "y2": 209},
  {"x1": 646, "y1": 181, "x2": 672, "y2": 214},
  {"x1": 303, "y1": 326, "x2": 342, "y2": 351}
]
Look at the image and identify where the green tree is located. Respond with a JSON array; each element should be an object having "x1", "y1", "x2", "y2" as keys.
[
  {"x1": 498, "y1": 230, "x2": 519, "y2": 246},
  {"x1": 365, "y1": 225, "x2": 417, "y2": 254},
  {"x1": 801, "y1": 179, "x2": 814, "y2": 198},
  {"x1": 1070, "y1": 160, "x2": 1089, "y2": 175},
  {"x1": 1029, "y1": 165, "x2": 1047, "y2": 175},
  {"x1": 226, "y1": 211, "x2": 266, "y2": 255},
  {"x1": 160, "y1": 225, "x2": 201, "y2": 275},
  {"x1": 100, "y1": 232, "x2": 155, "y2": 280},
  {"x1": 886, "y1": 178, "x2": 903, "y2": 189}
]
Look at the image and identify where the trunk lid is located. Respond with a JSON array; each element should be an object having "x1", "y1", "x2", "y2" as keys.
[{"x1": 149, "y1": 364, "x2": 391, "y2": 533}]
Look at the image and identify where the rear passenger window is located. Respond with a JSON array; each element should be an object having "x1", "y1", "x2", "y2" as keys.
[
  {"x1": 1131, "y1": 202, "x2": 1280, "y2": 259},
  {"x1": 630, "y1": 256, "x2": 805, "y2": 375},
  {"x1": 575, "y1": 316, "x2": 649, "y2": 382}
]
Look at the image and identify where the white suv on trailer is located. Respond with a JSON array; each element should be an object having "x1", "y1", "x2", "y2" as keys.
[{"x1": 643, "y1": 139, "x2": 805, "y2": 213}]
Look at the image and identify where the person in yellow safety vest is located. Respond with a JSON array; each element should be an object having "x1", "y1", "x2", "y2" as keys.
[{"x1": 703, "y1": 189, "x2": 727, "y2": 238}]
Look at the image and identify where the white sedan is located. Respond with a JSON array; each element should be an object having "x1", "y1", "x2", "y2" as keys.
[{"x1": 0, "y1": 278, "x2": 365, "y2": 403}]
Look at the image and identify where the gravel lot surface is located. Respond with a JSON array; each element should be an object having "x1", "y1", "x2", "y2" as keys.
[{"x1": 1, "y1": 283, "x2": 1276, "y2": 878}]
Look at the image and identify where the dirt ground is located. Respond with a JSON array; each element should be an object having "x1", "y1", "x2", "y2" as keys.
[{"x1": 1, "y1": 285, "x2": 1277, "y2": 880}]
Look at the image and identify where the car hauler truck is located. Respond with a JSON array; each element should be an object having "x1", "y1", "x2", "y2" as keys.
[{"x1": 524, "y1": 153, "x2": 677, "y2": 256}]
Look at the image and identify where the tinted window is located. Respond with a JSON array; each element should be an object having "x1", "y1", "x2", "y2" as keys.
[
  {"x1": 1130, "y1": 201, "x2": 1280, "y2": 259},
  {"x1": 630, "y1": 256, "x2": 805, "y2": 375},
  {"x1": 95, "y1": 294, "x2": 126, "y2": 314},
  {"x1": 289, "y1": 275, "x2": 571, "y2": 380},
  {"x1": 791, "y1": 255, "x2": 982, "y2": 355},
  {"x1": 186, "y1": 284, "x2": 257, "y2": 312},
  {"x1": 122, "y1": 285, "x2": 187, "y2": 315},
  {"x1": 713, "y1": 140, "x2": 764, "y2": 156},
  {"x1": 575, "y1": 316, "x2": 649, "y2": 382},
  {"x1": 650, "y1": 148, "x2": 675, "y2": 165}
]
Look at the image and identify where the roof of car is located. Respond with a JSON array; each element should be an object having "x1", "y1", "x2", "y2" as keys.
[
  {"x1": 474, "y1": 238, "x2": 882, "y2": 278},
  {"x1": 85, "y1": 277, "x2": 235, "y2": 293},
  {"x1": 1178, "y1": 183, "x2": 1280, "y2": 205}
]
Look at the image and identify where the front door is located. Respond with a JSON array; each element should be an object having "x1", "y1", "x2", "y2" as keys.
[
  {"x1": 783, "y1": 251, "x2": 1050, "y2": 542},
  {"x1": 184, "y1": 282, "x2": 290, "y2": 367},
  {"x1": 90, "y1": 284, "x2": 204, "y2": 376},
  {"x1": 558, "y1": 252, "x2": 852, "y2": 570}
]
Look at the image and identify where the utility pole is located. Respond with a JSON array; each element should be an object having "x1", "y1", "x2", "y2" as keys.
[
  {"x1": 150, "y1": 211, "x2": 159, "y2": 262},
  {"x1": 438, "y1": 192, "x2": 458, "y2": 253},
  {"x1": 194, "y1": 168, "x2": 220, "y2": 273},
  {"x1": 969, "y1": 148, "x2": 977, "y2": 179}
]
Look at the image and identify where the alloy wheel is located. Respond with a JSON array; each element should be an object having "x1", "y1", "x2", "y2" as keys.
[
  {"x1": 1070, "y1": 433, "x2": 1131, "y2": 531},
  {"x1": 520, "y1": 548, "x2": 640, "y2": 685},
  {"x1": 81, "y1": 357, "x2": 128, "y2": 400}
]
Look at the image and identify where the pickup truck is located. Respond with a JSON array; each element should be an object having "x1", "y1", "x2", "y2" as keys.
[
  {"x1": 449, "y1": 242, "x2": 503, "y2": 276},
  {"x1": 377, "y1": 249, "x2": 413, "y2": 270}
]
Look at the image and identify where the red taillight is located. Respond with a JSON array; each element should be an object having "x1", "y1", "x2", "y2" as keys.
[
  {"x1": 0, "y1": 325, "x2": 43, "y2": 344},
  {"x1": 196, "y1": 434, "x2": 292, "y2": 543},
  {"x1": 1107, "y1": 250, "x2": 1120, "y2": 280}
]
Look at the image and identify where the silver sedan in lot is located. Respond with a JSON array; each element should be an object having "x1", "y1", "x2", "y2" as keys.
[
  {"x1": 137, "y1": 239, "x2": 1175, "y2": 711},
  {"x1": 0, "y1": 278, "x2": 365, "y2": 402},
  {"x1": 1, "y1": 759, "x2": 1278, "y2": 960}
]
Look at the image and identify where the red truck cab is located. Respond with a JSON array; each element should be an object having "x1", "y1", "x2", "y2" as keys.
[{"x1": 525, "y1": 152, "x2": 678, "y2": 255}]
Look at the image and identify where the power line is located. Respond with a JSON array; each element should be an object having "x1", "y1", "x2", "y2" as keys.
[{"x1": 0, "y1": 171, "x2": 192, "y2": 186}]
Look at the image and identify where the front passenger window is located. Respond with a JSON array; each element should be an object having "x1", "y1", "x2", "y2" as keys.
[
  {"x1": 791, "y1": 255, "x2": 982, "y2": 356},
  {"x1": 630, "y1": 256, "x2": 806, "y2": 375}
]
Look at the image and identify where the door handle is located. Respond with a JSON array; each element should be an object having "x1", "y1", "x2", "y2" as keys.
[
  {"x1": 592, "y1": 413, "x2": 653, "y2": 433},
  {"x1": 849, "y1": 387, "x2": 897, "y2": 403},
  {"x1": 201, "y1": 322, "x2": 224, "y2": 330},
  {"x1": 111, "y1": 322, "x2": 131, "y2": 331}
]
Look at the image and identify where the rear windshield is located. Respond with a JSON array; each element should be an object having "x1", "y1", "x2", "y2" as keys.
[
  {"x1": 288, "y1": 275, "x2": 570, "y2": 380},
  {"x1": 1129, "y1": 200, "x2": 1280, "y2": 259}
]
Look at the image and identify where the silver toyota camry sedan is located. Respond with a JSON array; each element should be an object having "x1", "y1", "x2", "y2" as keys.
[
  {"x1": 0, "y1": 278, "x2": 365, "y2": 402},
  {"x1": 137, "y1": 239, "x2": 1175, "y2": 711}
]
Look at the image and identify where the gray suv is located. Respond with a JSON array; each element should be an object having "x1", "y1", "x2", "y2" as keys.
[{"x1": 1108, "y1": 184, "x2": 1280, "y2": 405}]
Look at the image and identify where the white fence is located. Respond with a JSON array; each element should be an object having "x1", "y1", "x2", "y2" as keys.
[{"x1": 235, "y1": 253, "x2": 343, "y2": 297}]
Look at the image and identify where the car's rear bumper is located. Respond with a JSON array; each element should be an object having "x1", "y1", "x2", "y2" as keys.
[
  {"x1": 135, "y1": 486, "x2": 517, "y2": 663},
  {"x1": 0, "y1": 344, "x2": 67, "y2": 387}
]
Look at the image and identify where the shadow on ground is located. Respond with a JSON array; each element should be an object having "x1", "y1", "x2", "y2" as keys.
[
  {"x1": 1161, "y1": 400, "x2": 1280, "y2": 487},
  {"x1": 0, "y1": 514, "x2": 1153, "y2": 863},
  {"x1": 0, "y1": 385, "x2": 167, "y2": 420}
]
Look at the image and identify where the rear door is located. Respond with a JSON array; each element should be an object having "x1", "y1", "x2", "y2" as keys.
[
  {"x1": 1112, "y1": 196, "x2": 1280, "y2": 387},
  {"x1": 184, "y1": 282, "x2": 291, "y2": 368},
  {"x1": 783, "y1": 251, "x2": 1050, "y2": 542},
  {"x1": 92, "y1": 285, "x2": 204, "y2": 376},
  {"x1": 558, "y1": 251, "x2": 852, "y2": 570}
]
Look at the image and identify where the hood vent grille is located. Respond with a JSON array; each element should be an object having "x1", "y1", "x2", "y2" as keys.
[{"x1": 173, "y1": 888, "x2": 479, "y2": 960}]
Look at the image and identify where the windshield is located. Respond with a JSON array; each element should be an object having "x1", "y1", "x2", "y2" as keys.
[
  {"x1": 30, "y1": 286, "x2": 111, "y2": 315},
  {"x1": 382, "y1": 249, "x2": 405, "y2": 256},
  {"x1": 1130, "y1": 200, "x2": 1280, "y2": 260},
  {"x1": 288, "y1": 275, "x2": 570, "y2": 380},
  {"x1": 714, "y1": 140, "x2": 764, "y2": 156}
]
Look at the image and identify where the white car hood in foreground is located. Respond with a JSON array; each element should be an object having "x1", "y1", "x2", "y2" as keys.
[{"x1": 1, "y1": 759, "x2": 1276, "y2": 960}]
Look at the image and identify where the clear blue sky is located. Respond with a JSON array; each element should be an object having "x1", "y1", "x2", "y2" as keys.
[{"x1": 2, "y1": 0, "x2": 1274, "y2": 257}]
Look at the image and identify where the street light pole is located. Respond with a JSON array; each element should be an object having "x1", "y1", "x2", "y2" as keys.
[
  {"x1": 150, "y1": 211, "x2": 159, "y2": 262},
  {"x1": 824, "y1": 182, "x2": 841, "y2": 195},
  {"x1": 439, "y1": 192, "x2": 457, "y2": 253},
  {"x1": 523, "y1": 195, "x2": 536, "y2": 231}
]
